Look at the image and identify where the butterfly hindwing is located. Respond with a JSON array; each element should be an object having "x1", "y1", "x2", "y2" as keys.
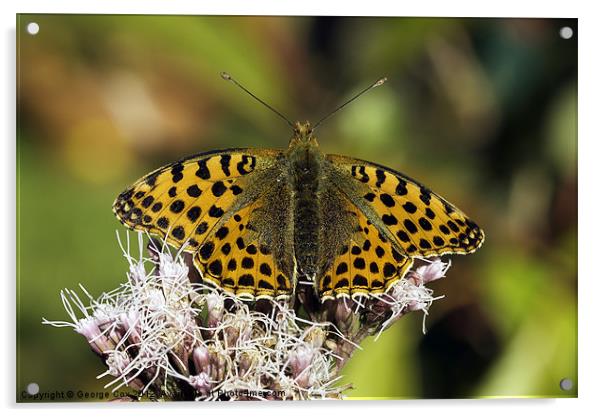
[
  {"x1": 318, "y1": 197, "x2": 413, "y2": 299},
  {"x1": 193, "y1": 199, "x2": 293, "y2": 300},
  {"x1": 326, "y1": 154, "x2": 485, "y2": 258}
]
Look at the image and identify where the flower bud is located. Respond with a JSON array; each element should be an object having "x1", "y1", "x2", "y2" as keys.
[
  {"x1": 189, "y1": 372, "x2": 212, "y2": 396},
  {"x1": 128, "y1": 261, "x2": 147, "y2": 285},
  {"x1": 192, "y1": 345, "x2": 211, "y2": 375},
  {"x1": 119, "y1": 309, "x2": 142, "y2": 345},
  {"x1": 106, "y1": 350, "x2": 131, "y2": 377},
  {"x1": 76, "y1": 317, "x2": 115, "y2": 356},
  {"x1": 334, "y1": 299, "x2": 356, "y2": 334},
  {"x1": 289, "y1": 344, "x2": 315, "y2": 388},
  {"x1": 305, "y1": 327, "x2": 326, "y2": 349},
  {"x1": 238, "y1": 350, "x2": 259, "y2": 377},
  {"x1": 415, "y1": 259, "x2": 449, "y2": 284},
  {"x1": 205, "y1": 293, "x2": 224, "y2": 327}
]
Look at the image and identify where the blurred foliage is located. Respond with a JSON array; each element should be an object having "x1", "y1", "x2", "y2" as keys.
[{"x1": 16, "y1": 15, "x2": 577, "y2": 400}]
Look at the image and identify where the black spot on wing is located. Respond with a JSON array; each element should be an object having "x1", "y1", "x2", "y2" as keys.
[
  {"x1": 196, "y1": 222, "x2": 209, "y2": 235},
  {"x1": 239, "y1": 274, "x2": 254, "y2": 287},
  {"x1": 171, "y1": 163, "x2": 184, "y2": 183},
  {"x1": 375, "y1": 169, "x2": 386, "y2": 188},
  {"x1": 383, "y1": 262, "x2": 396, "y2": 278},
  {"x1": 170, "y1": 200, "x2": 185, "y2": 213},
  {"x1": 402, "y1": 201, "x2": 417, "y2": 214},
  {"x1": 382, "y1": 214, "x2": 398, "y2": 225},
  {"x1": 395, "y1": 178, "x2": 408, "y2": 196},
  {"x1": 236, "y1": 155, "x2": 256, "y2": 175},
  {"x1": 227, "y1": 259, "x2": 237, "y2": 271},
  {"x1": 196, "y1": 159, "x2": 210, "y2": 180},
  {"x1": 145, "y1": 171, "x2": 159, "y2": 187},
  {"x1": 242, "y1": 257, "x2": 254, "y2": 269},
  {"x1": 151, "y1": 202, "x2": 163, "y2": 212},
  {"x1": 187, "y1": 185, "x2": 202, "y2": 198},
  {"x1": 208, "y1": 260, "x2": 223, "y2": 276},
  {"x1": 259, "y1": 263, "x2": 272, "y2": 276},
  {"x1": 335, "y1": 279, "x2": 349, "y2": 289},
  {"x1": 353, "y1": 274, "x2": 368, "y2": 287},
  {"x1": 221, "y1": 243, "x2": 231, "y2": 255},
  {"x1": 220, "y1": 154, "x2": 231, "y2": 176},
  {"x1": 211, "y1": 181, "x2": 227, "y2": 197},
  {"x1": 199, "y1": 242, "x2": 215, "y2": 260},
  {"x1": 404, "y1": 219, "x2": 418, "y2": 234},
  {"x1": 141, "y1": 196, "x2": 154, "y2": 208},
  {"x1": 419, "y1": 239, "x2": 432, "y2": 249},
  {"x1": 157, "y1": 217, "x2": 169, "y2": 229},
  {"x1": 336, "y1": 262, "x2": 348, "y2": 275},
  {"x1": 209, "y1": 205, "x2": 224, "y2": 218},
  {"x1": 380, "y1": 193, "x2": 395, "y2": 207},
  {"x1": 258, "y1": 280, "x2": 274, "y2": 289},
  {"x1": 419, "y1": 186, "x2": 432, "y2": 205},
  {"x1": 353, "y1": 258, "x2": 366, "y2": 269},
  {"x1": 171, "y1": 226, "x2": 185, "y2": 240},
  {"x1": 215, "y1": 226, "x2": 229, "y2": 240},
  {"x1": 418, "y1": 217, "x2": 432, "y2": 231},
  {"x1": 187, "y1": 206, "x2": 201, "y2": 222}
]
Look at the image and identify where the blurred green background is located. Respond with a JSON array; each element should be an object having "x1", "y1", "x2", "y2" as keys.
[{"x1": 16, "y1": 15, "x2": 577, "y2": 400}]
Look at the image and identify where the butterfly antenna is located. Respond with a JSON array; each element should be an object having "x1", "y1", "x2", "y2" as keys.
[
  {"x1": 313, "y1": 77, "x2": 387, "y2": 130},
  {"x1": 220, "y1": 72, "x2": 295, "y2": 129}
]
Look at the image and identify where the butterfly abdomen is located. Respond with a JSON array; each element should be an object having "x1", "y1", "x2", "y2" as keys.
[{"x1": 290, "y1": 147, "x2": 322, "y2": 278}]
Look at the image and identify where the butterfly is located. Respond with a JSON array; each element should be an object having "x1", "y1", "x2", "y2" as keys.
[{"x1": 113, "y1": 75, "x2": 484, "y2": 302}]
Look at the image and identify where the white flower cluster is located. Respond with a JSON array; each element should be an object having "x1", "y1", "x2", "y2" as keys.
[
  {"x1": 43, "y1": 232, "x2": 449, "y2": 401},
  {"x1": 43, "y1": 234, "x2": 345, "y2": 400}
]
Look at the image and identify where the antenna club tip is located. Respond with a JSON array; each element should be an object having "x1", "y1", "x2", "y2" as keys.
[
  {"x1": 220, "y1": 72, "x2": 232, "y2": 81},
  {"x1": 374, "y1": 77, "x2": 388, "y2": 87}
]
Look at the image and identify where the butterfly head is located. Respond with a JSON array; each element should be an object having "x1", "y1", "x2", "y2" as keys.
[{"x1": 289, "y1": 121, "x2": 318, "y2": 148}]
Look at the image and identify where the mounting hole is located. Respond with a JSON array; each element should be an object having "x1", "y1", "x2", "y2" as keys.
[
  {"x1": 26, "y1": 22, "x2": 40, "y2": 35},
  {"x1": 26, "y1": 382, "x2": 39, "y2": 395},
  {"x1": 559, "y1": 378, "x2": 573, "y2": 391},
  {"x1": 559, "y1": 26, "x2": 573, "y2": 40}
]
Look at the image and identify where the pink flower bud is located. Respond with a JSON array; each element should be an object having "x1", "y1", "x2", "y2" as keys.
[
  {"x1": 189, "y1": 372, "x2": 212, "y2": 396},
  {"x1": 205, "y1": 293, "x2": 224, "y2": 327},
  {"x1": 415, "y1": 259, "x2": 449, "y2": 284},
  {"x1": 192, "y1": 345, "x2": 211, "y2": 374},
  {"x1": 119, "y1": 309, "x2": 142, "y2": 345},
  {"x1": 289, "y1": 345, "x2": 315, "y2": 388},
  {"x1": 76, "y1": 317, "x2": 115, "y2": 355},
  {"x1": 106, "y1": 350, "x2": 131, "y2": 377}
]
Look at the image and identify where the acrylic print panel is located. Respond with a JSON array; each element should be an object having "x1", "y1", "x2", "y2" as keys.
[{"x1": 16, "y1": 14, "x2": 577, "y2": 402}]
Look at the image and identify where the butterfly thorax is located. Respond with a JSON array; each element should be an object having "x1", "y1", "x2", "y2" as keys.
[{"x1": 287, "y1": 121, "x2": 319, "y2": 148}]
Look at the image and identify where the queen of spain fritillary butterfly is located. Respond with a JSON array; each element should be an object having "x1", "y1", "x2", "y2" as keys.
[{"x1": 113, "y1": 75, "x2": 484, "y2": 302}]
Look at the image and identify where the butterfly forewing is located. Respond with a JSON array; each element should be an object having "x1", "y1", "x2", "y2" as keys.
[
  {"x1": 114, "y1": 149, "x2": 271, "y2": 244},
  {"x1": 326, "y1": 154, "x2": 485, "y2": 258}
]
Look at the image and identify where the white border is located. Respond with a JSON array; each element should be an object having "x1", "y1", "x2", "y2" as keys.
[{"x1": 3, "y1": 1, "x2": 598, "y2": 417}]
